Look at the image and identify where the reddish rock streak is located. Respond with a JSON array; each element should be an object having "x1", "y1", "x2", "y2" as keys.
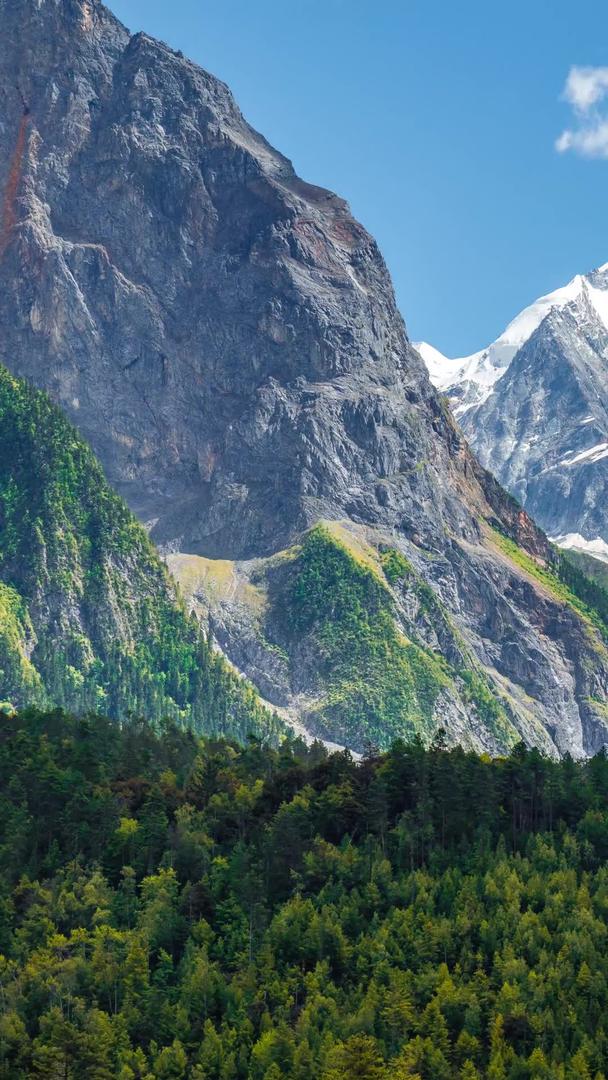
[{"x1": 0, "y1": 113, "x2": 29, "y2": 259}]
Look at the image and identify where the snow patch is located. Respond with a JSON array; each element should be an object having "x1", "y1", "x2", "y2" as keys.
[
  {"x1": 560, "y1": 442, "x2": 608, "y2": 466},
  {"x1": 415, "y1": 341, "x2": 504, "y2": 413},
  {"x1": 414, "y1": 342, "x2": 463, "y2": 388},
  {"x1": 552, "y1": 532, "x2": 608, "y2": 564},
  {"x1": 586, "y1": 282, "x2": 608, "y2": 330}
]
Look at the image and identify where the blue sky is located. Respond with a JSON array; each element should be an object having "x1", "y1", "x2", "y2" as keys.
[{"x1": 110, "y1": 0, "x2": 608, "y2": 356}]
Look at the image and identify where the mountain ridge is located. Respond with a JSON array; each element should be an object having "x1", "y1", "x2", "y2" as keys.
[{"x1": 419, "y1": 263, "x2": 608, "y2": 559}]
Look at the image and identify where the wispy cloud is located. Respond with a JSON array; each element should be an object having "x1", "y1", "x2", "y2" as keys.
[{"x1": 556, "y1": 65, "x2": 608, "y2": 158}]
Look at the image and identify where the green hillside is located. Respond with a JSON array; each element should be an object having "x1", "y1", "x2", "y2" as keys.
[
  {"x1": 556, "y1": 547, "x2": 608, "y2": 604},
  {"x1": 0, "y1": 365, "x2": 281, "y2": 743},
  {"x1": 239, "y1": 523, "x2": 520, "y2": 753}
]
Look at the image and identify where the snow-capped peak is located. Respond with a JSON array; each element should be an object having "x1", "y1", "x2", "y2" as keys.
[
  {"x1": 415, "y1": 340, "x2": 500, "y2": 413},
  {"x1": 418, "y1": 265, "x2": 608, "y2": 417},
  {"x1": 415, "y1": 342, "x2": 464, "y2": 389}
]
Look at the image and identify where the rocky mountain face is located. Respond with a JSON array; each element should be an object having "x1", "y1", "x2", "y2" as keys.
[
  {"x1": 0, "y1": 361, "x2": 280, "y2": 743},
  {"x1": 1, "y1": 0, "x2": 458, "y2": 560},
  {"x1": 3, "y1": 0, "x2": 608, "y2": 755},
  {"x1": 419, "y1": 265, "x2": 608, "y2": 561}
]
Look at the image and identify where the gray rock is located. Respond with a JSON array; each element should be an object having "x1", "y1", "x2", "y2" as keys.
[{"x1": 2, "y1": 0, "x2": 608, "y2": 754}]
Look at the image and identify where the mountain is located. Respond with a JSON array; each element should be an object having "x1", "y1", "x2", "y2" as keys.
[
  {"x1": 418, "y1": 264, "x2": 608, "y2": 559},
  {"x1": 0, "y1": 362, "x2": 281, "y2": 742},
  {"x1": 0, "y1": 0, "x2": 470, "y2": 561},
  {"x1": 3, "y1": 1, "x2": 608, "y2": 755}
]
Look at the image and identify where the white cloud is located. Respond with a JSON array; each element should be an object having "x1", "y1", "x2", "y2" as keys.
[
  {"x1": 563, "y1": 66, "x2": 608, "y2": 112},
  {"x1": 556, "y1": 65, "x2": 608, "y2": 159},
  {"x1": 556, "y1": 119, "x2": 608, "y2": 157}
]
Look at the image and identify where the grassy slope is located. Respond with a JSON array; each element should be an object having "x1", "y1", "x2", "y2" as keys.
[
  {"x1": 286, "y1": 525, "x2": 448, "y2": 746},
  {"x1": 275, "y1": 524, "x2": 517, "y2": 751},
  {"x1": 491, "y1": 528, "x2": 608, "y2": 643}
]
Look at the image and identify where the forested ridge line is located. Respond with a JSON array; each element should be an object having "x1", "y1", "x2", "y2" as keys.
[{"x1": 0, "y1": 364, "x2": 282, "y2": 745}]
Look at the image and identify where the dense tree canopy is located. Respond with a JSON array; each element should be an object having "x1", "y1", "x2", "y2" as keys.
[{"x1": 1, "y1": 709, "x2": 608, "y2": 1077}]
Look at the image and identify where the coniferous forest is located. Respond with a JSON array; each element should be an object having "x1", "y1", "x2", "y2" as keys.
[{"x1": 2, "y1": 709, "x2": 608, "y2": 1078}]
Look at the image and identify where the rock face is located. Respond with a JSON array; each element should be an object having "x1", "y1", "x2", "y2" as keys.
[
  {"x1": 3, "y1": 0, "x2": 608, "y2": 755},
  {"x1": 419, "y1": 266, "x2": 608, "y2": 560},
  {"x1": 0, "y1": 0, "x2": 465, "y2": 560}
]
